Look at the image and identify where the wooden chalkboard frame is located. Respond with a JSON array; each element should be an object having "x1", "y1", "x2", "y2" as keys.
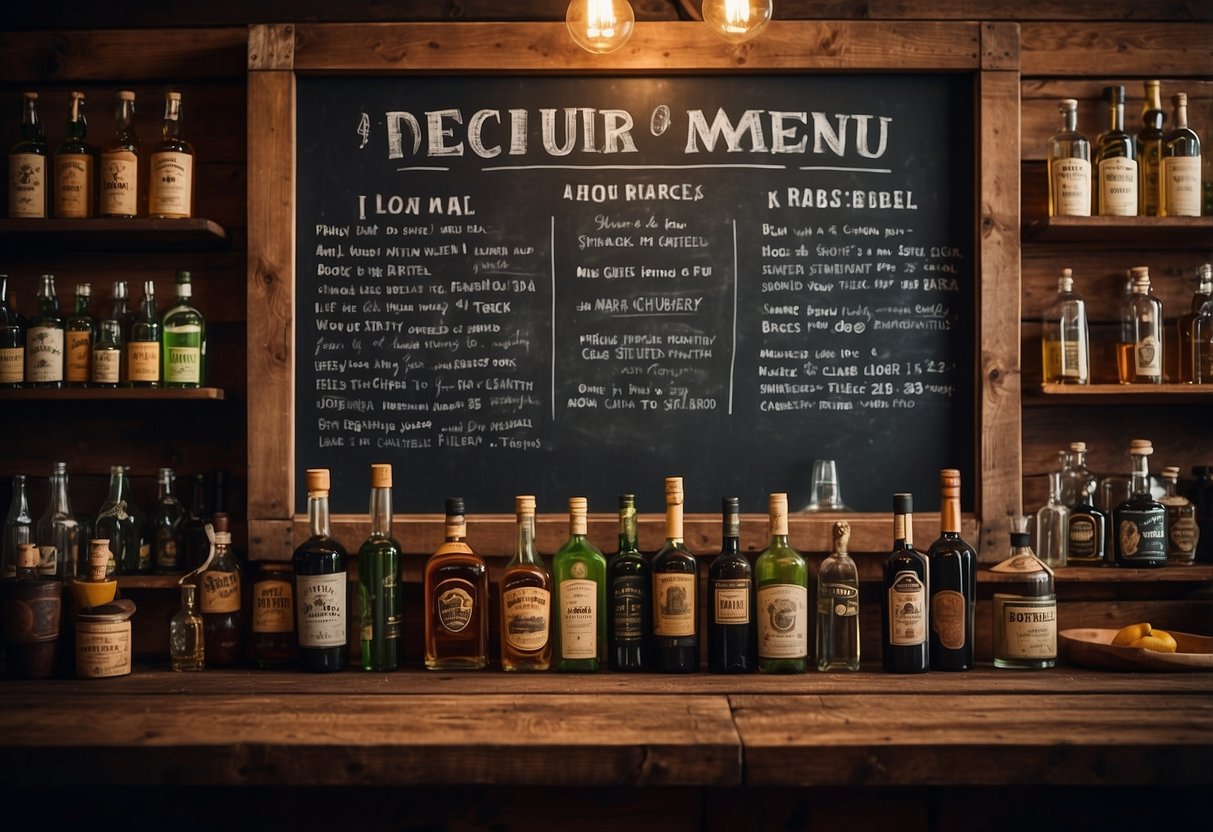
[{"x1": 247, "y1": 21, "x2": 1021, "y2": 561}]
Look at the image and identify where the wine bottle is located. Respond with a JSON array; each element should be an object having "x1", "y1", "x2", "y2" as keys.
[
  {"x1": 358, "y1": 463, "x2": 402, "y2": 671},
  {"x1": 35, "y1": 461, "x2": 78, "y2": 579},
  {"x1": 708, "y1": 496, "x2": 754, "y2": 673},
  {"x1": 500, "y1": 494, "x2": 552, "y2": 671},
  {"x1": 8, "y1": 91, "x2": 47, "y2": 218},
  {"x1": 161, "y1": 270, "x2": 205, "y2": 388},
  {"x1": 149, "y1": 466, "x2": 185, "y2": 574},
  {"x1": 651, "y1": 476, "x2": 699, "y2": 672},
  {"x1": 927, "y1": 469, "x2": 976, "y2": 671},
  {"x1": 64, "y1": 282, "x2": 94, "y2": 388},
  {"x1": 0, "y1": 275, "x2": 23, "y2": 388},
  {"x1": 1160, "y1": 92, "x2": 1202, "y2": 217},
  {"x1": 25, "y1": 274, "x2": 64, "y2": 389},
  {"x1": 423, "y1": 497, "x2": 489, "y2": 669},
  {"x1": 1116, "y1": 266, "x2": 1163, "y2": 385},
  {"x1": 1178, "y1": 264, "x2": 1212, "y2": 384},
  {"x1": 99, "y1": 90, "x2": 139, "y2": 218},
  {"x1": 881, "y1": 493, "x2": 929, "y2": 674},
  {"x1": 1136, "y1": 80, "x2": 1166, "y2": 217},
  {"x1": 94, "y1": 464, "x2": 139, "y2": 577},
  {"x1": 127, "y1": 280, "x2": 161, "y2": 388},
  {"x1": 1047, "y1": 98, "x2": 1091, "y2": 217},
  {"x1": 816, "y1": 520, "x2": 860, "y2": 671},
  {"x1": 1094, "y1": 85, "x2": 1138, "y2": 216},
  {"x1": 553, "y1": 496, "x2": 607, "y2": 672},
  {"x1": 607, "y1": 493, "x2": 649, "y2": 671},
  {"x1": 148, "y1": 91, "x2": 195, "y2": 219},
  {"x1": 755, "y1": 492, "x2": 808, "y2": 673},
  {"x1": 1040, "y1": 268, "x2": 1090, "y2": 385},
  {"x1": 54, "y1": 90, "x2": 95, "y2": 219},
  {"x1": 292, "y1": 468, "x2": 348, "y2": 672}
]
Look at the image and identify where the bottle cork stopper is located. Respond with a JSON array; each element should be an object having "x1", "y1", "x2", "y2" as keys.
[
  {"x1": 939, "y1": 468, "x2": 961, "y2": 490},
  {"x1": 768, "y1": 492, "x2": 789, "y2": 536},
  {"x1": 893, "y1": 492, "x2": 912, "y2": 514},
  {"x1": 212, "y1": 512, "x2": 230, "y2": 533},
  {"x1": 1130, "y1": 439, "x2": 1154, "y2": 455},
  {"x1": 1130, "y1": 265, "x2": 1150, "y2": 279},
  {"x1": 167, "y1": 91, "x2": 181, "y2": 102},
  {"x1": 370, "y1": 463, "x2": 392, "y2": 489},
  {"x1": 1172, "y1": 92, "x2": 1187, "y2": 106},
  {"x1": 833, "y1": 520, "x2": 851, "y2": 554},
  {"x1": 445, "y1": 497, "x2": 465, "y2": 516},
  {"x1": 118, "y1": 90, "x2": 135, "y2": 101},
  {"x1": 665, "y1": 476, "x2": 684, "y2": 504},
  {"x1": 88, "y1": 540, "x2": 111, "y2": 581},
  {"x1": 1162, "y1": 466, "x2": 1180, "y2": 478},
  {"x1": 516, "y1": 494, "x2": 536, "y2": 515},
  {"x1": 1069, "y1": 441, "x2": 1087, "y2": 452},
  {"x1": 1059, "y1": 98, "x2": 1077, "y2": 111},
  {"x1": 23, "y1": 91, "x2": 37, "y2": 101},
  {"x1": 769, "y1": 492, "x2": 788, "y2": 513},
  {"x1": 17, "y1": 543, "x2": 40, "y2": 570},
  {"x1": 568, "y1": 496, "x2": 588, "y2": 514},
  {"x1": 306, "y1": 468, "x2": 330, "y2": 494}
]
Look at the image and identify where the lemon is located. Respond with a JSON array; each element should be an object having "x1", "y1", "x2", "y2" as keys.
[
  {"x1": 1134, "y1": 629, "x2": 1178, "y2": 653},
  {"x1": 1112, "y1": 622, "x2": 1151, "y2": 646}
]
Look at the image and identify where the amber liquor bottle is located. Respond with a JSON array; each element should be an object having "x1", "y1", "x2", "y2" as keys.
[
  {"x1": 148, "y1": 91, "x2": 195, "y2": 219},
  {"x1": 199, "y1": 512, "x2": 243, "y2": 665},
  {"x1": 8, "y1": 91, "x2": 48, "y2": 218},
  {"x1": 292, "y1": 468, "x2": 348, "y2": 672},
  {"x1": 926, "y1": 469, "x2": 976, "y2": 671},
  {"x1": 424, "y1": 497, "x2": 489, "y2": 670},
  {"x1": 99, "y1": 90, "x2": 139, "y2": 218},
  {"x1": 500, "y1": 495, "x2": 552, "y2": 671}
]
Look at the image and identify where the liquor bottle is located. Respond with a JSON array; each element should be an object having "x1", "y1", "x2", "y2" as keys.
[
  {"x1": 94, "y1": 464, "x2": 140, "y2": 576},
  {"x1": 1035, "y1": 470, "x2": 1068, "y2": 568},
  {"x1": 755, "y1": 492, "x2": 809, "y2": 673},
  {"x1": 358, "y1": 463, "x2": 402, "y2": 671},
  {"x1": 3, "y1": 474, "x2": 34, "y2": 579},
  {"x1": 1059, "y1": 441, "x2": 1096, "y2": 508},
  {"x1": 179, "y1": 472, "x2": 210, "y2": 574},
  {"x1": 199, "y1": 511, "x2": 242, "y2": 665},
  {"x1": 36, "y1": 461, "x2": 79, "y2": 579},
  {"x1": 104, "y1": 280, "x2": 133, "y2": 384},
  {"x1": 881, "y1": 493, "x2": 929, "y2": 673},
  {"x1": 1178, "y1": 264, "x2": 1213, "y2": 384},
  {"x1": 1160, "y1": 466, "x2": 1199, "y2": 566},
  {"x1": 91, "y1": 318, "x2": 122, "y2": 387},
  {"x1": 148, "y1": 92, "x2": 195, "y2": 219},
  {"x1": 816, "y1": 520, "x2": 860, "y2": 671},
  {"x1": 161, "y1": 270, "x2": 205, "y2": 387},
  {"x1": 1112, "y1": 440, "x2": 1167, "y2": 567},
  {"x1": 552, "y1": 496, "x2": 607, "y2": 672},
  {"x1": 1160, "y1": 92, "x2": 1202, "y2": 217},
  {"x1": 708, "y1": 496, "x2": 754, "y2": 673},
  {"x1": 99, "y1": 90, "x2": 139, "y2": 218},
  {"x1": 1136, "y1": 80, "x2": 1166, "y2": 217},
  {"x1": 1047, "y1": 98, "x2": 1091, "y2": 217},
  {"x1": 2, "y1": 543, "x2": 62, "y2": 679},
  {"x1": 0, "y1": 275, "x2": 23, "y2": 387},
  {"x1": 1094, "y1": 85, "x2": 1138, "y2": 216},
  {"x1": 651, "y1": 477, "x2": 698, "y2": 672},
  {"x1": 251, "y1": 562, "x2": 297, "y2": 669},
  {"x1": 991, "y1": 531, "x2": 1057, "y2": 670},
  {"x1": 1040, "y1": 268, "x2": 1090, "y2": 385},
  {"x1": 8, "y1": 91, "x2": 47, "y2": 218},
  {"x1": 64, "y1": 282, "x2": 95, "y2": 387},
  {"x1": 54, "y1": 90, "x2": 95, "y2": 218},
  {"x1": 500, "y1": 494, "x2": 552, "y2": 671},
  {"x1": 424, "y1": 497, "x2": 489, "y2": 670},
  {"x1": 1117, "y1": 266, "x2": 1163, "y2": 385},
  {"x1": 127, "y1": 280, "x2": 160, "y2": 387},
  {"x1": 149, "y1": 467, "x2": 185, "y2": 574},
  {"x1": 292, "y1": 469, "x2": 348, "y2": 672},
  {"x1": 1067, "y1": 462, "x2": 1108, "y2": 566},
  {"x1": 607, "y1": 493, "x2": 649, "y2": 671},
  {"x1": 927, "y1": 469, "x2": 976, "y2": 671},
  {"x1": 169, "y1": 583, "x2": 204, "y2": 672},
  {"x1": 25, "y1": 274, "x2": 64, "y2": 388}
]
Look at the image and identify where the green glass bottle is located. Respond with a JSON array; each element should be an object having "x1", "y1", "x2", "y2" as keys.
[
  {"x1": 607, "y1": 493, "x2": 650, "y2": 671},
  {"x1": 358, "y1": 463, "x2": 401, "y2": 671},
  {"x1": 651, "y1": 476, "x2": 699, "y2": 672},
  {"x1": 755, "y1": 492, "x2": 809, "y2": 673},
  {"x1": 552, "y1": 496, "x2": 606, "y2": 672},
  {"x1": 0, "y1": 275, "x2": 24, "y2": 388},
  {"x1": 161, "y1": 270, "x2": 205, "y2": 387},
  {"x1": 64, "y1": 282, "x2": 95, "y2": 387},
  {"x1": 95, "y1": 464, "x2": 145, "y2": 576},
  {"x1": 24, "y1": 274, "x2": 63, "y2": 388},
  {"x1": 54, "y1": 90, "x2": 95, "y2": 218},
  {"x1": 127, "y1": 279, "x2": 160, "y2": 387}
]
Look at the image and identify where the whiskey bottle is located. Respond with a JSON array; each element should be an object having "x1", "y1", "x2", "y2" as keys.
[
  {"x1": 1094, "y1": 85, "x2": 1138, "y2": 216},
  {"x1": 54, "y1": 90, "x2": 95, "y2": 218},
  {"x1": 251, "y1": 562, "x2": 297, "y2": 669},
  {"x1": 99, "y1": 90, "x2": 139, "y2": 218},
  {"x1": 500, "y1": 494, "x2": 552, "y2": 671},
  {"x1": 8, "y1": 91, "x2": 47, "y2": 218},
  {"x1": 1160, "y1": 466, "x2": 1198, "y2": 566},
  {"x1": 607, "y1": 493, "x2": 649, "y2": 671},
  {"x1": 179, "y1": 472, "x2": 211, "y2": 574},
  {"x1": 1117, "y1": 266, "x2": 1163, "y2": 384},
  {"x1": 199, "y1": 512, "x2": 242, "y2": 665},
  {"x1": 149, "y1": 467, "x2": 184, "y2": 574},
  {"x1": 991, "y1": 532, "x2": 1056, "y2": 670},
  {"x1": 161, "y1": 270, "x2": 205, "y2": 388},
  {"x1": 35, "y1": 461, "x2": 79, "y2": 579},
  {"x1": 91, "y1": 318, "x2": 122, "y2": 387},
  {"x1": 106, "y1": 280, "x2": 134, "y2": 384},
  {"x1": 357, "y1": 463, "x2": 402, "y2": 671},
  {"x1": 1066, "y1": 443, "x2": 1107, "y2": 565},
  {"x1": 0, "y1": 275, "x2": 24, "y2": 388},
  {"x1": 816, "y1": 520, "x2": 860, "y2": 671},
  {"x1": 927, "y1": 469, "x2": 976, "y2": 671},
  {"x1": 1112, "y1": 440, "x2": 1167, "y2": 568},
  {"x1": 292, "y1": 469, "x2": 348, "y2": 672},
  {"x1": 94, "y1": 464, "x2": 144, "y2": 576},
  {"x1": 3, "y1": 474, "x2": 34, "y2": 579},
  {"x1": 1040, "y1": 268, "x2": 1090, "y2": 385},
  {"x1": 651, "y1": 477, "x2": 699, "y2": 672},
  {"x1": 169, "y1": 583, "x2": 204, "y2": 672},
  {"x1": 1034, "y1": 470, "x2": 1068, "y2": 568},
  {"x1": 1047, "y1": 98, "x2": 1091, "y2": 217},
  {"x1": 708, "y1": 496, "x2": 754, "y2": 673},
  {"x1": 881, "y1": 493, "x2": 929, "y2": 673},
  {"x1": 755, "y1": 492, "x2": 808, "y2": 673},
  {"x1": 1160, "y1": 92, "x2": 1202, "y2": 217},
  {"x1": 64, "y1": 282, "x2": 95, "y2": 388},
  {"x1": 25, "y1": 274, "x2": 64, "y2": 388},
  {"x1": 127, "y1": 280, "x2": 160, "y2": 387},
  {"x1": 1136, "y1": 80, "x2": 1166, "y2": 217},
  {"x1": 424, "y1": 497, "x2": 489, "y2": 670},
  {"x1": 2, "y1": 543, "x2": 62, "y2": 679},
  {"x1": 1178, "y1": 264, "x2": 1212, "y2": 384},
  {"x1": 148, "y1": 92, "x2": 195, "y2": 219},
  {"x1": 553, "y1": 496, "x2": 607, "y2": 671}
]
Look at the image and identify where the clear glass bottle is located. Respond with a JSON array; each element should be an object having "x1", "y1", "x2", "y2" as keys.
[
  {"x1": 991, "y1": 531, "x2": 1057, "y2": 670},
  {"x1": 500, "y1": 494, "x2": 551, "y2": 671},
  {"x1": 708, "y1": 496, "x2": 754, "y2": 673},
  {"x1": 1095, "y1": 85, "x2": 1138, "y2": 217},
  {"x1": 95, "y1": 464, "x2": 140, "y2": 576},
  {"x1": 1160, "y1": 92, "x2": 1202, "y2": 217},
  {"x1": 54, "y1": 90, "x2": 95, "y2": 219},
  {"x1": 25, "y1": 273, "x2": 64, "y2": 388},
  {"x1": 358, "y1": 463, "x2": 402, "y2": 672},
  {"x1": 149, "y1": 467, "x2": 185, "y2": 574},
  {"x1": 64, "y1": 282, "x2": 94, "y2": 387},
  {"x1": 1136, "y1": 79, "x2": 1166, "y2": 217},
  {"x1": 0, "y1": 275, "x2": 23, "y2": 387},
  {"x1": 1035, "y1": 470, "x2": 1069, "y2": 568},
  {"x1": 927, "y1": 469, "x2": 977, "y2": 671},
  {"x1": 881, "y1": 492, "x2": 929, "y2": 674},
  {"x1": 3, "y1": 474, "x2": 34, "y2": 578},
  {"x1": 169, "y1": 583, "x2": 205, "y2": 672},
  {"x1": 1059, "y1": 441, "x2": 1096, "y2": 508},
  {"x1": 1047, "y1": 98, "x2": 1091, "y2": 217},
  {"x1": 1179, "y1": 263, "x2": 1213, "y2": 384},
  {"x1": 99, "y1": 90, "x2": 139, "y2": 218},
  {"x1": 161, "y1": 270, "x2": 205, "y2": 387},
  {"x1": 1040, "y1": 268, "x2": 1090, "y2": 385},
  {"x1": 1113, "y1": 439, "x2": 1167, "y2": 567},
  {"x1": 607, "y1": 493, "x2": 649, "y2": 671},
  {"x1": 36, "y1": 461, "x2": 79, "y2": 579},
  {"x1": 8, "y1": 91, "x2": 47, "y2": 218},
  {"x1": 650, "y1": 477, "x2": 699, "y2": 673},
  {"x1": 1160, "y1": 466, "x2": 1199, "y2": 565},
  {"x1": 127, "y1": 279, "x2": 160, "y2": 387},
  {"x1": 424, "y1": 497, "x2": 489, "y2": 670},
  {"x1": 816, "y1": 520, "x2": 860, "y2": 672},
  {"x1": 199, "y1": 511, "x2": 242, "y2": 665},
  {"x1": 552, "y1": 496, "x2": 607, "y2": 672},
  {"x1": 1117, "y1": 266, "x2": 1163, "y2": 384},
  {"x1": 292, "y1": 469, "x2": 348, "y2": 672},
  {"x1": 1196, "y1": 291, "x2": 1213, "y2": 386},
  {"x1": 755, "y1": 492, "x2": 808, "y2": 673}
]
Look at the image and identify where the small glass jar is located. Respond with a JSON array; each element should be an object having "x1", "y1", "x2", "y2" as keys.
[{"x1": 251, "y1": 562, "x2": 298, "y2": 669}]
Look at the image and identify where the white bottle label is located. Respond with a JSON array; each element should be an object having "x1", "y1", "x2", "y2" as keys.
[
  {"x1": 25, "y1": 326, "x2": 64, "y2": 382},
  {"x1": 91, "y1": 349, "x2": 120, "y2": 385},
  {"x1": 8, "y1": 152, "x2": 45, "y2": 218},
  {"x1": 1162, "y1": 155, "x2": 1202, "y2": 217},
  {"x1": 296, "y1": 571, "x2": 346, "y2": 647},
  {"x1": 995, "y1": 596, "x2": 1057, "y2": 661},
  {"x1": 559, "y1": 578, "x2": 597, "y2": 659},
  {"x1": 713, "y1": 578, "x2": 750, "y2": 625},
  {"x1": 1053, "y1": 157, "x2": 1091, "y2": 216},
  {"x1": 100, "y1": 151, "x2": 138, "y2": 216},
  {"x1": 55, "y1": 153, "x2": 93, "y2": 218},
  {"x1": 1135, "y1": 333, "x2": 1162, "y2": 377},
  {"x1": 887, "y1": 570, "x2": 927, "y2": 646},
  {"x1": 503, "y1": 586, "x2": 550, "y2": 652},
  {"x1": 653, "y1": 572, "x2": 696, "y2": 636},
  {"x1": 149, "y1": 151, "x2": 193, "y2": 218},
  {"x1": 0, "y1": 346, "x2": 23, "y2": 383},
  {"x1": 757, "y1": 583, "x2": 808, "y2": 659},
  {"x1": 1098, "y1": 156, "x2": 1138, "y2": 216}
]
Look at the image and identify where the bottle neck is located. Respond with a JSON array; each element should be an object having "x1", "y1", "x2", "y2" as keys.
[
  {"x1": 191, "y1": 478, "x2": 207, "y2": 514},
  {"x1": 445, "y1": 514, "x2": 466, "y2": 542},
  {"x1": 368, "y1": 486, "x2": 392, "y2": 536},
  {"x1": 49, "y1": 470, "x2": 71, "y2": 512},
  {"x1": 74, "y1": 293, "x2": 91, "y2": 315},
  {"x1": 941, "y1": 494, "x2": 961, "y2": 534},
  {"x1": 1109, "y1": 100, "x2": 1124, "y2": 132},
  {"x1": 66, "y1": 98, "x2": 87, "y2": 140},
  {"x1": 721, "y1": 510, "x2": 740, "y2": 554},
  {"x1": 1130, "y1": 453, "x2": 1152, "y2": 497},
  {"x1": 516, "y1": 512, "x2": 538, "y2": 564},
  {"x1": 1143, "y1": 87, "x2": 1164, "y2": 128},
  {"x1": 1173, "y1": 104, "x2": 1188, "y2": 129},
  {"x1": 665, "y1": 501, "x2": 683, "y2": 543},
  {"x1": 115, "y1": 100, "x2": 135, "y2": 135},
  {"x1": 618, "y1": 504, "x2": 637, "y2": 552},
  {"x1": 38, "y1": 278, "x2": 58, "y2": 312},
  {"x1": 569, "y1": 511, "x2": 587, "y2": 539},
  {"x1": 308, "y1": 492, "x2": 331, "y2": 537},
  {"x1": 1162, "y1": 476, "x2": 1178, "y2": 499},
  {"x1": 8, "y1": 476, "x2": 29, "y2": 518},
  {"x1": 21, "y1": 98, "x2": 42, "y2": 140},
  {"x1": 158, "y1": 476, "x2": 174, "y2": 501},
  {"x1": 1062, "y1": 107, "x2": 1077, "y2": 133},
  {"x1": 893, "y1": 511, "x2": 913, "y2": 547}
]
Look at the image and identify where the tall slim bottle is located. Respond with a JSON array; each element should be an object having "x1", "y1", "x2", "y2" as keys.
[
  {"x1": 553, "y1": 496, "x2": 607, "y2": 672},
  {"x1": 816, "y1": 521, "x2": 860, "y2": 671},
  {"x1": 1178, "y1": 264, "x2": 1213, "y2": 384},
  {"x1": 25, "y1": 274, "x2": 64, "y2": 389},
  {"x1": 607, "y1": 493, "x2": 649, "y2": 671},
  {"x1": 708, "y1": 497, "x2": 754, "y2": 673},
  {"x1": 1095, "y1": 85, "x2": 1138, "y2": 216},
  {"x1": 199, "y1": 512, "x2": 242, "y2": 666},
  {"x1": 94, "y1": 464, "x2": 138, "y2": 576},
  {"x1": 149, "y1": 91, "x2": 195, "y2": 219},
  {"x1": 1047, "y1": 98, "x2": 1091, "y2": 217},
  {"x1": 424, "y1": 497, "x2": 489, "y2": 669},
  {"x1": 127, "y1": 280, "x2": 160, "y2": 388},
  {"x1": 64, "y1": 282, "x2": 94, "y2": 388},
  {"x1": 292, "y1": 468, "x2": 348, "y2": 672},
  {"x1": 8, "y1": 91, "x2": 47, "y2": 218},
  {"x1": 149, "y1": 467, "x2": 184, "y2": 574},
  {"x1": 881, "y1": 493, "x2": 929, "y2": 673},
  {"x1": 179, "y1": 472, "x2": 210, "y2": 574},
  {"x1": 1035, "y1": 471, "x2": 1069, "y2": 568},
  {"x1": 0, "y1": 275, "x2": 24, "y2": 387},
  {"x1": 358, "y1": 463, "x2": 401, "y2": 671},
  {"x1": 1041, "y1": 268, "x2": 1089, "y2": 385},
  {"x1": 161, "y1": 270, "x2": 205, "y2": 388},
  {"x1": 755, "y1": 492, "x2": 809, "y2": 673},
  {"x1": 651, "y1": 477, "x2": 698, "y2": 672},
  {"x1": 500, "y1": 494, "x2": 551, "y2": 671},
  {"x1": 1112, "y1": 440, "x2": 1167, "y2": 568},
  {"x1": 54, "y1": 90, "x2": 95, "y2": 218},
  {"x1": 1136, "y1": 80, "x2": 1166, "y2": 217},
  {"x1": 3, "y1": 474, "x2": 34, "y2": 579},
  {"x1": 36, "y1": 461, "x2": 79, "y2": 579},
  {"x1": 1160, "y1": 92, "x2": 1202, "y2": 217},
  {"x1": 99, "y1": 90, "x2": 139, "y2": 218},
  {"x1": 927, "y1": 469, "x2": 976, "y2": 671},
  {"x1": 1117, "y1": 266, "x2": 1163, "y2": 385}
]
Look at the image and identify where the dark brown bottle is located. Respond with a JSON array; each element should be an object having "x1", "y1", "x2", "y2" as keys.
[
  {"x1": 1, "y1": 543, "x2": 61, "y2": 678},
  {"x1": 926, "y1": 470, "x2": 976, "y2": 671},
  {"x1": 199, "y1": 512, "x2": 243, "y2": 665},
  {"x1": 251, "y1": 561, "x2": 297, "y2": 669}
]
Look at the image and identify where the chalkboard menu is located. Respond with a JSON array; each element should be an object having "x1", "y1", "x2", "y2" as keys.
[{"x1": 296, "y1": 74, "x2": 975, "y2": 515}]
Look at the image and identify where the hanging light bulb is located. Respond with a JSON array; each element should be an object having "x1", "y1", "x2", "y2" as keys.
[
  {"x1": 566, "y1": 0, "x2": 635, "y2": 55},
  {"x1": 702, "y1": 0, "x2": 772, "y2": 43}
]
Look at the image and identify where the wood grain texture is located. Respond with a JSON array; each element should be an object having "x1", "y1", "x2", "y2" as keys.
[
  {"x1": 981, "y1": 22, "x2": 1019, "y2": 71},
  {"x1": 248, "y1": 23, "x2": 295, "y2": 71},
  {"x1": 0, "y1": 28, "x2": 247, "y2": 82},
  {"x1": 1021, "y1": 22, "x2": 1213, "y2": 77}
]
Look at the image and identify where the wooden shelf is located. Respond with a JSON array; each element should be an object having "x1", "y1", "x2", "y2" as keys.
[
  {"x1": 0, "y1": 217, "x2": 228, "y2": 251},
  {"x1": 1028, "y1": 382, "x2": 1213, "y2": 405},
  {"x1": 0, "y1": 387, "x2": 224, "y2": 401},
  {"x1": 116, "y1": 574, "x2": 186, "y2": 590},
  {"x1": 1023, "y1": 215, "x2": 1213, "y2": 245},
  {"x1": 982, "y1": 565, "x2": 1213, "y2": 583}
]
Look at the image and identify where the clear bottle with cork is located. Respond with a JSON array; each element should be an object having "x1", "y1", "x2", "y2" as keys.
[
  {"x1": 149, "y1": 91, "x2": 195, "y2": 219},
  {"x1": 3, "y1": 474, "x2": 34, "y2": 579},
  {"x1": 199, "y1": 511, "x2": 242, "y2": 665},
  {"x1": 358, "y1": 463, "x2": 402, "y2": 671},
  {"x1": 500, "y1": 494, "x2": 551, "y2": 671},
  {"x1": 1136, "y1": 79, "x2": 1166, "y2": 217},
  {"x1": 161, "y1": 270, "x2": 205, "y2": 387},
  {"x1": 1117, "y1": 266, "x2": 1163, "y2": 384},
  {"x1": 64, "y1": 282, "x2": 94, "y2": 388},
  {"x1": 1, "y1": 542, "x2": 62, "y2": 679},
  {"x1": 816, "y1": 520, "x2": 860, "y2": 671},
  {"x1": 1178, "y1": 263, "x2": 1212, "y2": 384},
  {"x1": 8, "y1": 91, "x2": 48, "y2": 218},
  {"x1": 99, "y1": 90, "x2": 139, "y2": 218},
  {"x1": 36, "y1": 461, "x2": 79, "y2": 579},
  {"x1": 1047, "y1": 98, "x2": 1091, "y2": 217},
  {"x1": 0, "y1": 274, "x2": 23, "y2": 388},
  {"x1": 607, "y1": 493, "x2": 649, "y2": 671},
  {"x1": 650, "y1": 476, "x2": 699, "y2": 672},
  {"x1": 552, "y1": 496, "x2": 606, "y2": 672},
  {"x1": 1160, "y1": 92, "x2": 1202, "y2": 217},
  {"x1": 1035, "y1": 470, "x2": 1069, "y2": 568},
  {"x1": 54, "y1": 90, "x2": 95, "y2": 218},
  {"x1": 991, "y1": 527, "x2": 1057, "y2": 670},
  {"x1": 25, "y1": 273, "x2": 64, "y2": 388},
  {"x1": 755, "y1": 492, "x2": 809, "y2": 673},
  {"x1": 1112, "y1": 440, "x2": 1167, "y2": 567},
  {"x1": 424, "y1": 497, "x2": 489, "y2": 670},
  {"x1": 1040, "y1": 268, "x2": 1090, "y2": 385},
  {"x1": 1160, "y1": 466, "x2": 1198, "y2": 565},
  {"x1": 292, "y1": 468, "x2": 348, "y2": 672},
  {"x1": 169, "y1": 583, "x2": 204, "y2": 672}
]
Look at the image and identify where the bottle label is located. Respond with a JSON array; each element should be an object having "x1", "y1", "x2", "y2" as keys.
[
  {"x1": 25, "y1": 326, "x2": 64, "y2": 382},
  {"x1": 1098, "y1": 157, "x2": 1139, "y2": 215},
  {"x1": 559, "y1": 578, "x2": 597, "y2": 659},
  {"x1": 100, "y1": 151, "x2": 137, "y2": 216},
  {"x1": 1169, "y1": 513, "x2": 1199, "y2": 557},
  {"x1": 253, "y1": 577, "x2": 294, "y2": 633},
  {"x1": 54, "y1": 153, "x2": 92, "y2": 217},
  {"x1": 37, "y1": 545, "x2": 57, "y2": 577},
  {"x1": 653, "y1": 572, "x2": 696, "y2": 637},
  {"x1": 1053, "y1": 157, "x2": 1091, "y2": 216},
  {"x1": 996, "y1": 595, "x2": 1057, "y2": 660},
  {"x1": 503, "y1": 586, "x2": 550, "y2": 652},
  {"x1": 1067, "y1": 512, "x2": 1103, "y2": 562},
  {"x1": 1061, "y1": 338, "x2": 1086, "y2": 379},
  {"x1": 65, "y1": 330, "x2": 91, "y2": 382},
  {"x1": 818, "y1": 582, "x2": 859, "y2": 617},
  {"x1": 8, "y1": 152, "x2": 46, "y2": 218},
  {"x1": 149, "y1": 151, "x2": 193, "y2": 217},
  {"x1": 75, "y1": 620, "x2": 131, "y2": 678},
  {"x1": 435, "y1": 580, "x2": 476, "y2": 633},
  {"x1": 611, "y1": 574, "x2": 646, "y2": 641},
  {"x1": 3, "y1": 590, "x2": 60, "y2": 642},
  {"x1": 1134, "y1": 333, "x2": 1161, "y2": 377},
  {"x1": 127, "y1": 341, "x2": 160, "y2": 382},
  {"x1": 757, "y1": 583, "x2": 808, "y2": 659},
  {"x1": 1116, "y1": 509, "x2": 1167, "y2": 564},
  {"x1": 165, "y1": 344, "x2": 202, "y2": 384},
  {"x1": 713, "y1": 577, "x2": 750, "y2": 625},
  {"x1": 0, "y1": 346, "x2": 23, "y2": 383},
  {"x1": 156, "y1": 537, "x2": 179, "y2": 570},
  {"x1": 931, "y1": 589, "x2": 967, "y2": 650},
  {"x1": 887, "y1": 570, "x2": 926, "y2": 646},
  {"x1": 200, "y1": 568, "x2": 241, "y2": 613},
  {"x1": 92, "y1": 349, "x2": 120, "y2": 384},
  {"x1": 1162, "y1": 155, "x2": 1201, "y2": 217},
  {"x1": 296, "y1": 571, "x2": 346, "y2": 647}
]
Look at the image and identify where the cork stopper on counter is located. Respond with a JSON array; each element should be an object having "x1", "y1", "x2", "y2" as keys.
[
  {"x1": 833, "y1": 520, "x2": 851, "y2": 554},
  {"x1": 370, "y1": 463, "x2": 392, "y2": 489},
  {"x1": 306, "y1": 468, "x2": 330, "y2": 495}
]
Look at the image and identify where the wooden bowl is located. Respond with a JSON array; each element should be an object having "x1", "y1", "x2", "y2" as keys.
[{"x1": 1059, "y1": 628, "x2": 1213, "y2": 672}]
